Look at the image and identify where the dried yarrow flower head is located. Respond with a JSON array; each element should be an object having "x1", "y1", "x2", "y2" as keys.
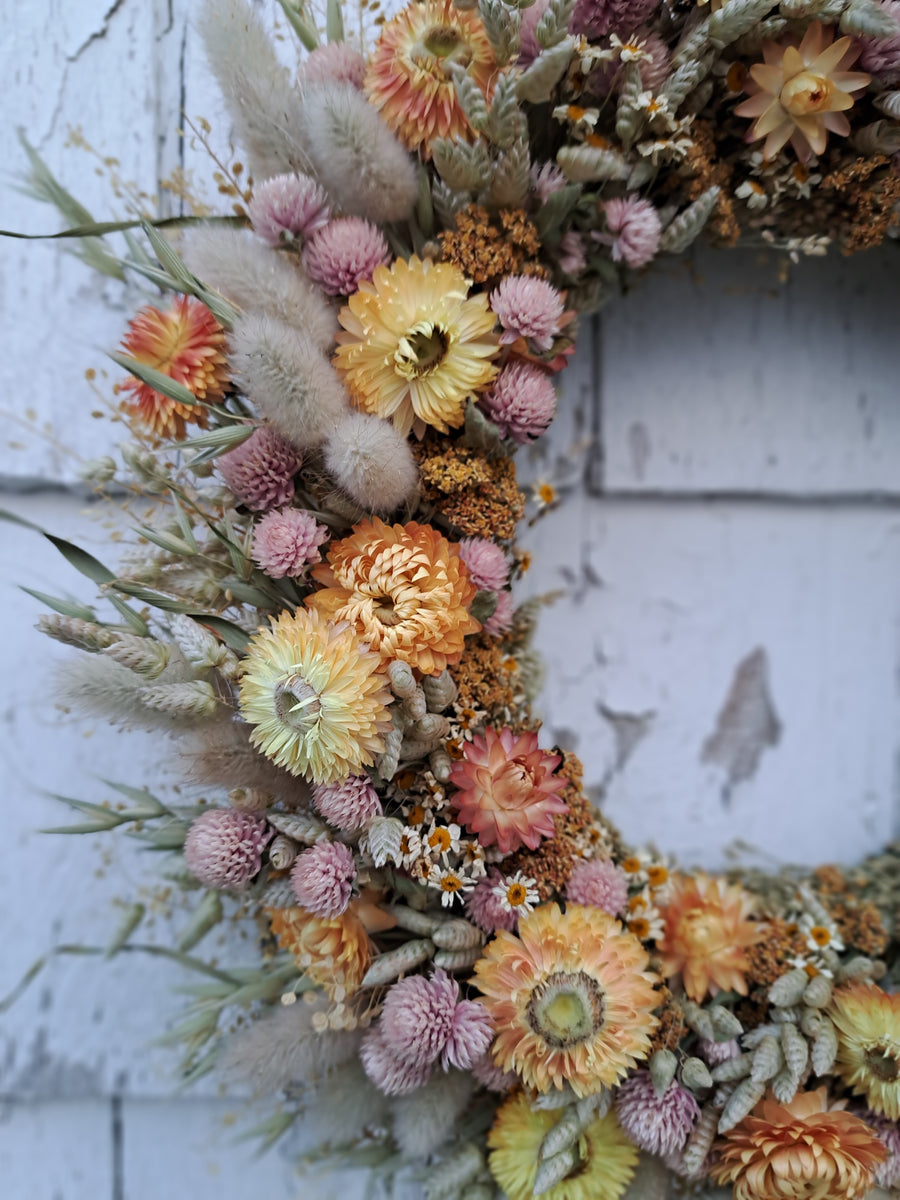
[
  {"x1": 308, "y1": 517, "x2": 480, "y2": 675},
  {"x1": 490, "y1": 276, "x2": 565, "y2": 352},
  {"x1": 290, "y1": 840, "x2": 356, "y2": 918},
  {"x1": 364, "y1": 0, "x2": 497, "y2": 157},
  {"x1": 247, "y1": 173, "x2": 331, "y2": 246},
  {"x1": 297, "y1": 42, "x2": 367, "y2": 88},
  {"x1": 615, "y1": 1070, "x2": 700, "y2": 1157},
  {"x1": 267, "y1": 903, "x2": 371, "y2": 996},
  {"x1": 312, "y1": 775, "x2": 382, "y2": 831},
  {"x1": 303, "y1": 217, "x2": 391, "y2": 296},
  {"x1": 457, "y1": 537, "x2": 510, "y2": 592},
  {"x1": 565, "y1": 857, "x2": 629, "y2": 915},
  {"x1": 479, "y1": 360, "x2": 558, "y2": 444},
  {"x1": 474, "y1": 903, "x2": 659, "y2": 1096},
  {"x1": 238, "y1": 608, "x2": 392, "y2": 783},
  {"x1": 488, "y1": 1092, "x2": 638, "y2": 1200},
  {"x1": 735, "y1": 22, "x2": 870, "y2": 163},
  {"x1": 183, "y1": 808, "x2": 270, "y2": 891},
  {"x1": 251, "y1": 508, "x2": 330, "y2": 578},
  {"x1": 657, "y1": 872, "x2": 763, "y2": 1002},
  {"x1": 449, "y1": 726, "x2": 567, "y2": 854},
  {"x1": 218, "y1": 426, "x2": 301, "y2": 512},
  {"x1": 118, "y1": 296, "x2": 228, "y2": 440},
  {"x1": 711, "y1": 1088, "x2": 886, "y2": 1200},
  {"x1": 600, "y1": 196, "x2": 662, "y2": 269},
  {"x1": 830, "y1": 983, "x2": 900, "y2": 1119},
  {"x1": 333, "y1": 255, "x2": 498, "y2": 437}
]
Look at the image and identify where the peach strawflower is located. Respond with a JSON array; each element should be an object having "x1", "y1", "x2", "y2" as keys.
[
  {"x1": 364, "y1": 0, "x2": 497, "y2": 157},
  {"x1": 657, "y1": 872, "x2": 763, "y2": 1002},
  {"x1": 735, "y1": 22, "x2": 870, "y2": 163},
  {"x1": 333, "y1": 256, "x2": 499, "y2": 438},
  {"x1": 711, "y1": 1088, "x2": 886, "y2": 1200},
  {"x1": 307, "y1": 518, "x2": 480, "y2": 675},
  {"x1": 119, "y1": 295, "x2": 228, "y2": 440},
  {"x1": 267, "y1": 903, "x2": 372, "y2": 996},
  {"x1": 473, "y1": 903, "x2": 659, "y2": 1097},
  {"x1": 830, "y1": 983, "x2": 900, "y2": 1119},
  {"x1": 449, "y1": 726, "x2": 568, "y2": 854}
]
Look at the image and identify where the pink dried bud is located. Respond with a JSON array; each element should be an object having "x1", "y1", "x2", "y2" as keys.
[
  {"x1": 312, "y1": 775, "x2": 383, "y2": 831},
  {"x1": 479, "y1": 360, "x2": 557, "y2": 444},
  {"x1": 183, "y1": 808, "x2": 270, "y2": 891},
  {"x1": 600, "y1": 196, "x2": 661, "y2": 270},
  {"x1": 360, "y1": 1025, "x2": 432, "y2": 1095},
  {"x1": 251, "y1": 508, "x2": 330, "y2": 578},
  {"x1": 290, "y1": 840, "x2": 356, "y2": 917},
  {"x1": 565, "y1": 857, "x2": 629, "y2": 916},
  {"x1": 457, "y1": 538, "x2": 510, "y2": 592},
  {"x1": 303, "y1": 217, "x2": 391, "y2": 296},
  {"x1": 248, "y1": 173, "x2": 331, "y2": 247},
  {"x1": 218, "y1": 426, "x2": 301, "y2": 512},
  {"x1": 615, "y1": 1070, "x2": 700, "y2": 1157},
  {"x1": 298, "y1": 43, "x2": 367, "y2": 89},
  {"x1": 483, "y1": 589, "x2": 514, "y2": 638},
  {"x1": 490, "y1": 276, "x2": 565, "y2": 352},
  {"x1": 465, "y1": 869, "x2": 519, "y2": 934}
]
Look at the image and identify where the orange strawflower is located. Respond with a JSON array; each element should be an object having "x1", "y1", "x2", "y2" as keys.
[
  {"x1": 657, "y1": 872, "x2": 763, "y2": 1002},
  {"x1": 473, "y1": 903, "x2": 659, "y2": 1097},
  {"x1": 307, "y1": 517, "x2": 480, "y2": 675},
  {"x1": 711, "y1": 1088, "x2": 885, "y2": 1200},
  {"x1": 364, "y1": 0, "x2": 497, "y2": 157},
  {"x1": 118, "y1": 295, "x2": 228, "y2": 440},
  {"x1": 267, "y1": 903, "x2": 372, "y2": 996}
]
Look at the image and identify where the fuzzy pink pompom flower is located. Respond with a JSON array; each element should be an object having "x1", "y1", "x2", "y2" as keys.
[
  {"x1": 697, "y1": 1036, "x2": 741, "y2": 1066},
  {"x1": 378, "y1": 969, "x2": 493, "y2": 1072},
  {"x1": 615, "y1": 1071, "x2": 700, "y2": 1157},
  {"x1": 457, "y1": 538, "x2": 510, "y2": 592},
  {"x1": 218, "y1": 426, "x2": 301, "y2": 512},
  {"x1": 565, "y1": 858, "x2": 629, "y2": 916},
  {"x1": 480, "y1": 360, "x2": 558, "y2": 444},
  {"x1": 298, "y1": 42, "x2": 367, "y2": 88},
  {"x1": 466, "y1": 869, "x2": 520, "y2": 933},
  {"x1": 248, "y1": 174, "x2": 331, "y2": 247},
  {"x1": 490, "y1": 276, "x2": 565, "y2": 352},
  {"x1": 857, "y1": 1109, "x2": 900, "y2": 1189},
  {"x1": 531, "y1": 161, "x2": 568, "y2": 204},
  {"x1": 252, "y1": 508, "x2": 330, "y2": 578},
  {"x1": 312, "y1": 775, "x2": 383, "y2": 831},
  {"x1": 360, "y1": 1025, "x2": 433, "y2": 1095},
  {"x1": 858, "y1": 1, "x2": 900, "y2": 82},
  {"x1": 304, "y1": 217, "x2": 391, "y2": 296},
  {"x1": 483, "y1": 589, "x2": 514, "y2": 638},
  {"x1": 599, "y1": 196, "x2": 662, "y2": 269},
  {"x1": 184, "y1": 809, "x2": 270, "y2": 891},
  {"x1": 290, "y1": 841, "x2": 356, "y2": 917},
  {"x1": 572, "y1": 0, "x2": 661, "y2": 37}
]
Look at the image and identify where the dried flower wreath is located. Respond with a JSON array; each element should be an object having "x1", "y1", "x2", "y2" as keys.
[{"x1": 4, "y1": 0, "x2": 900, "y2": 1196}]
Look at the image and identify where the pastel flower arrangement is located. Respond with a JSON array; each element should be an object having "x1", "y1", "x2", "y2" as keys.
[{"x1": 8, "y1": 0, "x2": 900, "y2": 1195}]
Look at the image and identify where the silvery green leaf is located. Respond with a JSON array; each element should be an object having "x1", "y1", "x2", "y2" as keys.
[
  {"x1": 557, "y1": 143, "x2": 630, "y2": 183},
  {"x1": 177, "y1": 889, "x2": 224, "y2": 953},
  {"x1": 627, "y1": 159, "x2": 656, "y2": 189},
  {"x1": 462, "y1": 399, "x2": 504, "y2": 454},
  {"x1": 535, "y1": 0, "x2": 575, "y2": 47},
  {"x1": 488, "y1": 137, "x2": 530, "y2": 206},
  {"x1": 708, "y1": 0, "x2": 779, "y2": 44},
  {"x1": 487, "y1": 72, "x2": 527, "y2": 147},
  {"x1": 516, "y1": 37, "x2": 575, "y2": 102},
  {"x1": 105, "y1": 903, "x2": 146, "y2": 958},
  {"x1": 659, "y1": 186, "x2": 720, "y2": 254},
  {"x1": 326, "y1": 0, "x2": 344, "y2": 41},
  {"x1": 275, "y1": 0, "x2": 319, "y2": 49},
  {"x1": 534, "y1": 183, "x2": 581, "y2": 240},
  {"x1": 432, "y1": 137, "x2": 493, "y2": 191}
]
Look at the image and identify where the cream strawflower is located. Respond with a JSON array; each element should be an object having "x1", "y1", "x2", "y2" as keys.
[
  {"x1": 830, "y1": 983, "x2": 900, "y2": 1119},
  {"x1": 333, "y1": 256, "x2": 499, "y2": 438}
]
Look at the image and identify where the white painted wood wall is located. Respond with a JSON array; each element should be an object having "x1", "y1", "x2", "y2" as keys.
[{"x1": 2, "y1": 1, "x2": 899, "y2": 1196}]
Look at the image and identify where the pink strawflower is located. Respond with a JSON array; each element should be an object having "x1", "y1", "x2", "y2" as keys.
[
  {"x1": 465, "y1": 869, "x2": 519, "y2": 933},
  {"x1": 184, "y1": 808, "x2": 270, "y2": 891},
  {"x1": 520, "y1": 0, "x2": 552, "y2": 65},
  {"x1": 360, "y1": 1025, "x2": 432, "y2": 1095},
  {"x1": 298, "y1": 42, "x2": 367, "y2": 88},
  {"x1": 557, "y1": 230, "x2": 587, "y2": 276},
  {"x1": 483, "y1": 589, "x2": 514, "y2": 638},
  {"x1": 304, "y1": 217, "x2": 391, "y2": 296},
  {"x1": 615, "y1": 1071, "x2": 700, "y2": 1157},
  {"x1": 218, "y1": 426, "x2": 301, "y2": 512},
  {"x1": 697, "y1": 1036, "x2": 741, "y2": 1066},
  {"x1": 312, "y1": 775, "x2": 383, "y2": 831},
  {"x1": 252, "y1": 508, "x2": 330, "y2": 578},
  {"x1": 857, "y1": 1109, "x2": 900, "y2": 1188},
  {"x1": 858, "y1": 1, "x2": 900, "y2": 82},
  {"x1": 290, "y1": 840, "x2": 356, "y2": 917},
  {"x1": 587, "y1": 31, "x2": 670, "y2": 95},
  {"x1": 378, "y1": 969, "x2": 493, "y2": 1071},
  {"x1": 472, "y1": 1052, "x2": 517, "y2": 1093},
  {"x1": 565, "y1": 858, "x2": 629, "y2": 916},
  {"x1": 490, "y1": 276, "x2": 565, "y2": 352},
  {"x1": 599, "y1": 196, "x2": 662, "y2": 269},
  {"x1": 530, "y1": 161, "x2": 568, "y2": 204},
  {"x1": 458, "y1": 538, "x2": 510, "y2": 592},
  {"x1": 248, "y1": 174, "x2": 331, "y2": 247},
  {"x1": 479, "y1": 360, "x2": 557, "y2": 443},
  {"x1": 572, "y1": 0, "x2": 661, "y2": 37}
]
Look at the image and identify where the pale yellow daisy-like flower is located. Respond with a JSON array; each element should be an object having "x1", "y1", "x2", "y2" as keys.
[
  {"x1": 830, "y1": 983, "x2": 900, "y2": 1119},
  {"x1": 473, "y1": 903, "x2": 658, "y2": 1097},
  {"x1": 333, "y1": 256, "x2": 499, "y2": 438},
  {"x1": 488, "y1": 1092, "x2": 638, "y2": 1200},
  {"x1": 238, "y1": 608, "x2": 392, "y2": 784}
]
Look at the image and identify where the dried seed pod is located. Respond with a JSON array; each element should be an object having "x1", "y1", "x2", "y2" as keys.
[
  {"x1": 259, "y1": 876, "x2": 297, "y2": 909},
  {"x1": 434, "y1": 945, "x2": 484, "y2": 970},
  {"x1": 399, "y1": 687, "x2": 428, "y2": 722},
  {"x1": 364, "y1": 815, "x2": 404, "y2": 867},
  {"x1": 229, "y1": 787, "x2": 273, "y2": 813},
  {"x1": 770, "y1": 967, "x2": 810, "y2": 1008},
  {"x1": 837, "y1": 956, "x2": 879, "y2": 983},
  {"x1": 743, "y1": 1024, "x2": 777, "y2": 1049},
  {"x1": 800, "y1": 1008, "x2": 825, "y2": 1038},
  {"x1": 376, "y1": 725, "x2": 404, "y2": 781},
  {"x1": 650, "y1": 1048, "x2": 678, "y2": 1096},
  {"x1": 268, "y1": 834, "x2": 297, "y2": 870},
  {"x1": 429, "y1": 749, "x2": 453, "y2": 782},
  {"x1": 540, "y1": 1101, "x2": 598, "y2": 1161},
  {"x1": 802, "y1": 973, "x2": 833, "y2": 1008},
  {"x1": 38, "y1": 615, "x2": 118, "y2": 651},
  {"x1": 139, "y1": 680, "x2": 219, "y2": 717},
  {"x1": 750, "y1": 1035, "x2": 783, "y2": 1083},
  {"x1": 682, "y1": 1101, "x2": 719, "y2": 1179},
  {"x1": 780, "y1": 1021, "x2": 809, "y2": 1079},
  {"x1": 268, "y1": 810, "x2": 329, "y2": 844},
  {"x1": 423, "y1": 1142, "x2": 485, "y2": 1199},
  {"x1": 709, "y1": 1006, "x2": 744, "y2": 1041},
  {"x1": 532, "y1": 1144, "x2": 580, "y2": 1196},
  {"x1": 360, "y1": 938, "x2": 435, "y2": 987},
  {"x1": 681, "y1": 1057, "x2": 714, "y2": 1092},
  {"x1": 422, "y1": 670, "x2": 458, "y2": 712},
  {"x1": 411, "y1": 713, "x2": 452, "y2": 741},
  {"x1": 771, "y1": 1065, "x2": 799, "y2": 1104},
  {"x1": 383, "y1": 905, "x2": 443, "y2": 936},
  {"x1": 682, "y1": 999, "x2": 716, "y2": 1041},
  {"x1": 388, "y1": 659, "x2": 418, "y2": 699},
  {"x1": 711, "y1": 1053, "x2": 754, "y2": 1083},
  {"x1": 105, "y1": 636, "x2": 171, "y2": 678},
  {"x1": 875, "y1": 91, "x2": 900, "y2": 120},
  {"x1": 719, "y1": 1077, "x2": 766, "y2": 1133},
  {"x1": 811, "y1": 1021, "x2": 838, "y2": 1075},
  {"x1": 432, "y1": 919, "x2": 485, "y2": 951}
]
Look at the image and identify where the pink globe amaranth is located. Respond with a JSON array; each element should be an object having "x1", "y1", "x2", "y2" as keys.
[
  {"x1": 531, "y1": 161, "x2": 568, "y2": 204},
  {"x1": 479, "y1": 360, "x2": 558, "y2": 444},
  {"x1": 251, "y1": 508, "x2": 330, "y2": 578},
  {"x1": 449, "y1": 726, "x2": 568, "y2": 854},
  {"x1": 290, "y1": 840, "x2": 356, "y2": 918},
  {"x1": 466, "y1": 869, "x2": 519, "y2": 934},
  {"x1": 303, "y1": 217, "x2": 391, "y2": 296},
  {"x1": 378, "y1": 969, "x2": 493, "y2": 1071},
  {"x1": 615, "y1": 1070, "x2": 700, "y2": 1157},
  {"x1": 298, "y1": 42, "x2": 367, "y2": 88},
  {"x1": 472, "y1": 1052, "x2": 518, "y2": 1093},
  {"x1": 248, "y1": 173, "x2": 331, "y2": 247},
  {"x1": 457, "y1": 537, "x2": 510, "y2": 592},
  {"x1": 183, "y1": 808, "x2": 270, "y2": 891},
  {"x1": 360, "y1": 1024, "x2": 433, "y2": 1095},
  {"x1": 490, "y1": 276, "x2": 565, "y2": 352},
  {"x1": 856, "y1": 1108, "x2": 900, "y2": 1189},
  {"x1": 572, "y1": 0, "x2": 661, "y2": 37},
  {"x1": 519, "y1": 0, "x2": 552, "y2": 65},
  {"x1": 565, "y1": 857, "x2": 629, "y2": 916},
  {"x1": 312, "y1": 775, "x2": 383, "y2": 831},
  {"x1": 858, "y1": 1, "x2": 900, "y2": 83},
  {"x1": 483, "y1": 589, "x2": 514, "y2": 638},
  {"x1": 218, "y1": 426, "x2": 301, "y2": 512},
  {"x1": 601, "y1": 195, "x2": 662, "y2": 269}
]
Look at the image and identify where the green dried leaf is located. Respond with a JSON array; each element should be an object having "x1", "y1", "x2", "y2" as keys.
[
  {"x1": 177, "y1": 890, "x2": 225, "y2": 953},
  {"x1": 533, "y1": 184, "x2": 581, "y2": 242},
  {"x1": 21, "y1": 587, "x2": 97, "y2": 622},
  {"x1": 462, "y1": 400, "x2": 504, "y2": 455},
  {"x1": 106, "y1": 903, "x2": 146, "y2": 958},
  {"x1": 275, "y1": 0, "x2": 319, "y2": 49},
  {"x1": 326, "y1": 0, "x2": 345, "y2": 41},
  {"x1": 108, "y1": 352, "x2": 199, "y2": 409},
  {"x1": 141, "y1": 221, "x2": 198, "y2": 290}
]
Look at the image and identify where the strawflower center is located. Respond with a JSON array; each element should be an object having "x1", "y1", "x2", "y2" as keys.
[
  {"x1": 527, "y1": 970, "x2": 605, "y2": 1049},
  {"x1": 394, "y1": 323, "x2": 449, "y2": 379},
  {"x1": 865, "y1": 1044, "x2": 900, "y2": 1082},
  {"x1": 372, "y1": 594, "x2": 402, "y2": 626},
  {"x1": 421, "y1": 24, "x2": 466, "y2": 60},
  {"x1": 274, "y1": 674, "x2": 322, "y2": 732},
  {"x1": 780, "y1": 71, "x2": 834, "y2": 116}
]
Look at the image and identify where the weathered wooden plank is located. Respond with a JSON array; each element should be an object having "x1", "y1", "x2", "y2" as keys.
[{"x1": 0, "y1": 1099, "x2": 113, "y2": 1199}]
